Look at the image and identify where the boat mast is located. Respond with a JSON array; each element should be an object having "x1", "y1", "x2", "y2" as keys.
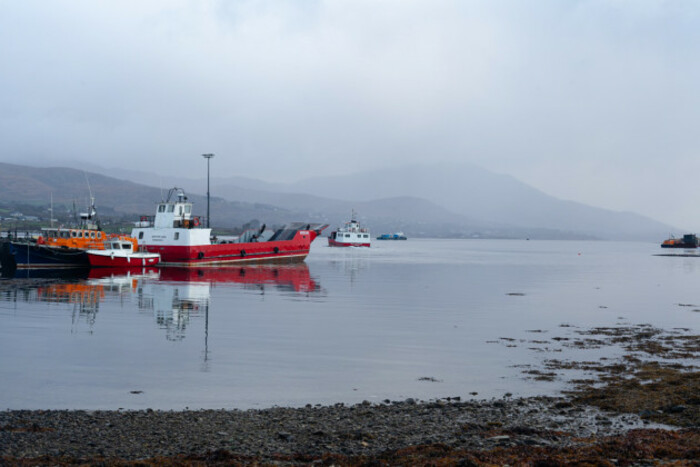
[
  {"x1": 49, "y1": 193, "x2": 54, "y2": 228},
  {"x1": 202, "y1": 153, "x2": 215, "y2": 229}
]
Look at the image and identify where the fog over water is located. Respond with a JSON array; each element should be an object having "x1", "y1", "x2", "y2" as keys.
[{"x1": 1, "y1": 2, "x2": 699, "y2": 230}]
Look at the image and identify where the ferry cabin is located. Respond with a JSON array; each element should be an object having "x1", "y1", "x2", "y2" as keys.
[
  {"x1": 40, "y1": 228, "x2": 106, "y2": 250},
  {"x1": 329, "y1": 230, "x2": 371, "y2": 245},
  {"x1": 131, "y1": 191, "x2": 211, "y2": 249}
]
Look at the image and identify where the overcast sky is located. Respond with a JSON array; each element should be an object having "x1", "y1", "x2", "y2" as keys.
[{"x1": 1, "y1": 1, "x2": 699, "y2": 229}]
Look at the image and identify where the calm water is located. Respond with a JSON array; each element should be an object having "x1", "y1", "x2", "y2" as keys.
[{"x1": 0, "y1": 239, "x2": 698, "y2": 410}]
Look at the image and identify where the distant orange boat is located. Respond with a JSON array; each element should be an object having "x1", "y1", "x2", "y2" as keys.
[{"x1": 660, "y1": 234, "x2": 698, "y2": 248}]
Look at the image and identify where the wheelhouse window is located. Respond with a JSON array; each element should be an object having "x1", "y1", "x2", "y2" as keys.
[
  {"x1": 158, "y1": 204, "x2": 166, "y2": 213},
  {"x1": 167, "y1": 204, "x2": 175, "y2": 212}
]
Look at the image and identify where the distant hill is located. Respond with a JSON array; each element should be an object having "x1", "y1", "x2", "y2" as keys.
[
  {"x1": 0, "y1": 162, "x2": 308, "y2": 230},
  {"x1": 0, "y1": 161, "x2": 679, "y2": 240},
  {"x1": 214, "y1": 163, "x2": 676, "y2": 241}
]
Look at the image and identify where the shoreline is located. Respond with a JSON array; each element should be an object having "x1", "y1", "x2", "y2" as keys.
[
  {"x1": 2, "y1": 354, "x2": 697, "y2": 465},
  {"x1": 1, "y1": 393, "x2": 697, "y2": 465}
]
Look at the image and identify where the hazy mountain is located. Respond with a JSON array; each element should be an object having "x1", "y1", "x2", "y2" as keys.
[
  {"x1": 0, "y1": 162, "x2": 481, "y2": 237},
  {"x1": 1, "y1": 161, "x2": 679, "y2": 241},
  {"x1": 219, "y1": 163, "x2": 676, "y2": 241}
]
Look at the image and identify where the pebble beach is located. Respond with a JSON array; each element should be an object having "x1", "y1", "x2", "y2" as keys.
[{"x1": 3, "y1": 394, "x2": 696, "y2": 465}]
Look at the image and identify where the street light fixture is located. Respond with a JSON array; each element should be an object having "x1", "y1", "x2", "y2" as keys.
[{"x1": 202, "y1": 153, "x2": 215, "y2": 228}]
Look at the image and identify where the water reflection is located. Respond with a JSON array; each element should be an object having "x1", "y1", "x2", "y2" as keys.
[
  {"x1": 1, "y1": 263, "x2": 320, "y2": 343},
  {"x1": 40, "y1": 281, "x2": 104, "y2": 331},
  {"x1": 157, "y1": 265, "x2": 320, "y2": 293},
  {"x1": 137, "y1": 272, "x2": 208, "y2": 342},
  {"x1": 3, "y1": 267, "x2": 90, "y2": 280},
  {"x1": 329, "y1": 256, "x2": 370, "y2": 285}
]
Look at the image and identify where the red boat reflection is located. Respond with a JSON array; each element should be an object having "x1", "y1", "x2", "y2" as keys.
[
  {"x1": 87, "y1": 267, "x2": 159, "y2": 281},
  {"x1": 86, "y1": 263, "x2": 319, "y2": 293},
  {"x1": 157, "y1": 264, "x2": 319, "y2": 293}
]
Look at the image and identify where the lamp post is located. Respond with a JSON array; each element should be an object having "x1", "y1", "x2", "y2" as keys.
[{"x1": 202, "y1": 153, "x2": 215, "y2": 228}]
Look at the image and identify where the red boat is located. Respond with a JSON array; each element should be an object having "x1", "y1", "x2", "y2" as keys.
[
  {"x1": 86, "y1": 238, "x2": 160, "y2": 268},
  {"x1": 131, "y1": 188, "x2": 327, "y2": 267}
]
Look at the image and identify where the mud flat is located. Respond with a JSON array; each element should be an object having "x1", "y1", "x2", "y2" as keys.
[{"x1": 1, "y1": 316, "x2": 698, "y2": 464}]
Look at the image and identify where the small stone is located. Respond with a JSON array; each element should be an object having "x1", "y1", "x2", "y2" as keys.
[{"x1": 665, "y1": 405, "x2": 686, "y2": 413}]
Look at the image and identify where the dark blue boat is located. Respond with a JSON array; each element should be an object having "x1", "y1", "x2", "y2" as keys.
[
  {"x1": 376, "y1": 232, "x2": 407, "y2": 240},
  {"x1": 7, "y1": 240, "x2": 89, "y2": 268}
]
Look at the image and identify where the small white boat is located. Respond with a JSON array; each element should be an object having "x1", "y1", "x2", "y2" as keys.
[
  {"x1": 87, "y1": 239, "x2": 160, "y2": 268},
  {"x1": 328, "y1": 211, "x2": 371, "y2": 247}
]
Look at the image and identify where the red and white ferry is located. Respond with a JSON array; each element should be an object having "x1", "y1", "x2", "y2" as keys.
[
  {"x1": 131, "y1": 188, "x2": 328, "y2": 266},
  {"x1": 86, "y1": 238, "x2": 160, "y2": 268},
  {"x1": 328, "y1": 212, "x2": 371, "y2": 247}
]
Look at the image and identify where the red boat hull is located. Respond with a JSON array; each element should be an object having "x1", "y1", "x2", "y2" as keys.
[
  {"x1": 87, "y1": 253, "x2": 160, "y2": 268},
  {"x1": 142, "y1": 229, "x2": 321, "y2": 266},
  {"x1": 327, "y1": 238, "x2": 370, "y2": 248}
]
